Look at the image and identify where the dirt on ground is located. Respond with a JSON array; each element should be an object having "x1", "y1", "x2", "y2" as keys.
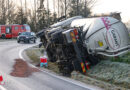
[{"x1": 10, "y1": 59, "x2": 40, "y2": 77}]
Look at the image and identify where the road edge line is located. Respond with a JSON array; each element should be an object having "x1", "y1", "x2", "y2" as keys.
[{"x1": 0, "y1": 86, "x2": 7, "y2": 90}]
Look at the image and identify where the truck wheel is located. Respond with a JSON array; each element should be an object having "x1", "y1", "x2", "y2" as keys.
[
  {"x1": 1, "y1": 34, "x2": 6, "y2": 39},
  {"x1": 88, "y1": 55, "x2": 99, "y2": 65},
  {"x1": 57, "y1": 59, "x2": 74, "y2": 76}
]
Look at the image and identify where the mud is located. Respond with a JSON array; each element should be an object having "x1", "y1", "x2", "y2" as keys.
[{"x1": 10, "y1": 59, "x2": 40, "y2": 77}]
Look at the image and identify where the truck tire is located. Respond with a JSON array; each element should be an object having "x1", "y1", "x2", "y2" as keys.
[
  {"x1": 88, "y1": 55, "x2": 99, "y2": 65},
  {"x1": 58, "y1": 60, "x2": 74, "y2": 76}
]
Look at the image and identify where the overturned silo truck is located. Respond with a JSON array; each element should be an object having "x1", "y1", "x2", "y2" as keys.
[{"x1": 37, "y1": 16, "x2": 130, "y2": 76}]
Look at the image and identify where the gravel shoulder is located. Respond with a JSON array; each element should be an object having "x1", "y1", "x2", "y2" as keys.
[{"x1": 23, "y1": 47, "x2": 130, "y2": 90}]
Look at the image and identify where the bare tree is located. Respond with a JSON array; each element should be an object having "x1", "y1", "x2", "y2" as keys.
[
  {"x1": 67, "y1": 0, "x2": 96, "y2": 17},
  {"x1": 25, "y1": 0, "x2": 27, "y2": 16},
  {"x1": 53, "y1": 0, "x2": 55, "y2": 13},
  {"x1": 8, "y1": 0, "x2": 10, "y2": 24},
  {"x1": 65, "y1": 0, "x2": 66, "y2": 19},
  {"x1": 0, "y1": 0, "x2": 15, "y2": 24},
  {"x1": 57, "y1": 0, "x2": 59, "y2": 18},
  {"x1": 0, "y1": 0, "x2": 97, "y2": 32},
  {"x1": 34, "y1": 0, "x2": 37, "y2": 31},
  {"x1": 20, "y1": 0, "x2": 23, "y2": 24},
  {"x1": 47, "y1": 0, "x2": 50, "y2": 27},
  {"x1": 0, "y1": 0, "x2": 7, "y2": 24},
  {"x1": 76, "y1": 0, "x2": 79, "y2": 15}
]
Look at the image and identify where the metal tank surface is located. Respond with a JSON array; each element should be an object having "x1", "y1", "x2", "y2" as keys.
[{"x1": 71, "y1": 17, "x2": 130, "y2": 57}]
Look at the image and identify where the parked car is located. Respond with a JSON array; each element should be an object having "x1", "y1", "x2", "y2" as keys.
[{"x1": 17, "y1": 32, "x2": 36, "y2": 43}]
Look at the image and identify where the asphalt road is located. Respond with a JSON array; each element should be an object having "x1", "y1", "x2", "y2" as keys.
[{"x1": 0, "y1": 40, "x2": 101, "y2": 90}]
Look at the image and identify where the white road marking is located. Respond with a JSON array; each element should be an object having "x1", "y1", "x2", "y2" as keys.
[
  {"x1": 19, "y1": 43, "x2": 39, "y2": 60},
  {"x1": 0, "y1": 86, "x2": 7, "y2": 90},
  {"x1": 19, "y1": 49, "x2": 24, "y2": 60}
]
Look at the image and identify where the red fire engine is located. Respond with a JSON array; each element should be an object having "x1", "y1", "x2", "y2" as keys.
[{"x1": 0, "y1": 24, "x2": 31, "y2": 39}]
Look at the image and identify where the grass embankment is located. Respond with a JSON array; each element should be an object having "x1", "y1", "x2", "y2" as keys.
[
  {"x1": 25, "y1": 47, "x2": 130, "y2": 89},
  {"x1": 111, "y1": 52, "x2": 130, "y2": 64},
  {"x1": 25, "y1": 48, "x2": 60, "y2": 73},
  {"x1": 26, "y1": 48, "x2": 42, "y2": 63}
]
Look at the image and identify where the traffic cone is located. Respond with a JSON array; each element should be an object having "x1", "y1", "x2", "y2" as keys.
[
  {"x1": 0, "y1": 75, "x2": 3, "y2": 85},
  {"x1": 0, "y1": 76, "x2": 3, "y2": 82}
]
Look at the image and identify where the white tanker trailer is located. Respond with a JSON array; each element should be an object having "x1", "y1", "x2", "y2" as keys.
[
  {"x1": 37, "y1": 16, "x2": 130, "y2": 76},
  {"x1": 71, "y1": 17, "x2": 130, "y2": 57}
]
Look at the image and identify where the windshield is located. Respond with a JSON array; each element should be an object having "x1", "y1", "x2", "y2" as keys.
[
  {"x1": 20, "y1": 32, "x2": 31, "y2": 36},
  {"x1": 24, "y1": 25, "x2": 31, "y2": 32}
]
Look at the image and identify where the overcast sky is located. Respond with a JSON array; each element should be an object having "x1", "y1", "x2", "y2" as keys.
[
  {"x1": 92, "y1": 0, "x2": 130, "y2": 22},
  {"x1": 15, "y1": 0, "x2": 130, "y2": 22}
]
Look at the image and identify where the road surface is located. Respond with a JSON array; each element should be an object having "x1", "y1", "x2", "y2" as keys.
[{"x1": 0, "y1": 40, "x2": 101, "y2": 90}]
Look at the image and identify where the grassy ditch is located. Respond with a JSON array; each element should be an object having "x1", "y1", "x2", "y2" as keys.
[
  {"x1": 87, "y1": 60, "x2": 130, "y2": 89},
  {"x1": 26, "y1": 48, "x2": 43, "y2": 63},
  {"x1": 25, "y1": 48, "x2": 60, "y2": 73},
  {"x1": 111, "y1": 52, "x2": 130, "y2": 64},
  {"x1": 25, "y1": 47, "x2": 130, "y2": 89}
]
